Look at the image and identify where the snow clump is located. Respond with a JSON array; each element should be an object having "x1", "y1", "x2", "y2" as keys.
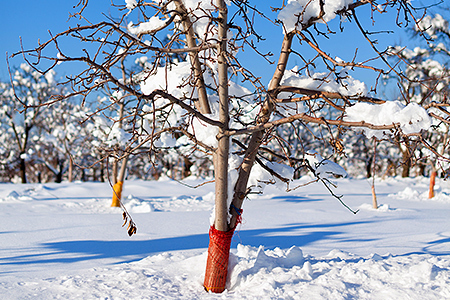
[
  {"x1": 125, "y1": 0, "x2": 137, "y2": 11},
  {"x1": 304, "y1": 150, "x2": 347, "y2": 178},
  {"x1": 278, "y1": 0, "x2": 353, "y2": 33},
  {"x1": 127, "y1": 17, "x2": 167, "y2": 35},
  {"x1": 280, "y1": 67, "x2": 368, "y2": 98},
  {"x1": 190, "y1": 113, "x2": 220, "y2": 148},
  {"x1": 344, "y1": 100, "x2": 432, "y2": 139}
]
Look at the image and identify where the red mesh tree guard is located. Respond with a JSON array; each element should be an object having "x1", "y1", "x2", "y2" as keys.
[{"x1": 203, "y1": 225, "x2": 235, "y2": 293}]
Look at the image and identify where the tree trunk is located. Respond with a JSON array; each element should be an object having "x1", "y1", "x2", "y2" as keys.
[
  {"x1": 55, "y1": 171, "x2": 62, "y2": 183},
  {"x1": 371, "y1": 185, "x2": 378, "y2": 209},
  {"x1": 174, "y1": 0, "x2": 211, "y2": 115},
  {"x1": 100, "y1": 160, "x2": 105, "y2": 182},
  {"x1": 111, "y1": 155, "x2": 128, "y2": 207},
  {"x1": 204, "y1": 1, "x2": 231, "y2": 293},
  {"x1": 371, "y1": 138, "x2": 378, "y2": 209},
  {"x1": 366, "y1": 156, "x2": 373, "y2": 178},
  {"x1": 399, "y1": 139, "x2": 411, "y2": 178},
  {"x1": 183, "y1": 157, "x2": 193, "y2": 178},
  {"x1": 111, "y1": 58, "x2": 132, "y2": 206},
  {"x1": 112, "y1": 158, "x2": 118, "y2": 185},
  {"x1": 19, "y1": 155, "x2": 27, "y2": 184},
  {"x1": 55, "y1": 158, "x2": 63, "y2": 183},
  {"x1": 429, "y1": 166, "x2": 437, "y2": 199},
  {"x1": 204, "y1": 29, "x2": 295, "y2": 292},
  {"x1": 401, "y1": 155, "x2": 411, "y2": 178},
  {"x1": 68, "y1": 156, "x2": 73, "y2": 182},
  {"x1": 111, "y1": 181, "x2": 123, "y2": 207},
  {"x1": 229, "y1": 32, "x2": 294, "y2": 229}
]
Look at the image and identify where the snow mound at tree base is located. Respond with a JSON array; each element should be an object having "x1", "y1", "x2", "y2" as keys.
[
  {"x1": 390, "y1": 186, "x2": 450, "y2": 203},
  {"x1": 3, "y1": 245, "x2": 450, "y2": 299}
]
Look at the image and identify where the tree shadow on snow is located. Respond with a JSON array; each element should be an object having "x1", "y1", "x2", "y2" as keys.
[
  {"x1": 231, "y1": 221, "x2": 376, "y2": 249},
  {"x1": 419, "y1": 232, "x2": 450, "y2": 256},
  {"x1": 0, "y1": 220, "x2": 376, "y2": 266},
  {"x1": 270, "y1": 195, "x2": 322, "y2": 203}
]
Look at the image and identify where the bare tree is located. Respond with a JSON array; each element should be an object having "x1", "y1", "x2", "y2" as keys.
[
  {"x1": 12, "y1": 0, "x2": 450, "y2": 293},
  {"x1": 0, "y1": 64, "x2": 59, "y2": 183},
  {"x1": 387, "y1": 11, "x2": 450, "y2": 195}
]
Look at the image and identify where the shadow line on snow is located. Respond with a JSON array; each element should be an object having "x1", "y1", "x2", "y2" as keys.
[
  {"x1": 420, "y1": 232, "x2": 450, "y2": 256},
  {"x1": 0, "y1": 221, "x2": 374, "y2": 266},
  {"x1": 270, "y1": 195, "x2": 322, "y2": 203}
]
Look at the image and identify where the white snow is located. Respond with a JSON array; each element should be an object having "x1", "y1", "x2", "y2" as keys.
[
  {"x1": 280, "y1": 67, "x2": 368, "y2": 98},
  {"x1": 2, "y1": 176, "x2": 450, "y2": 299},
  {"x1": 190, "y1": 113, "x2": 220, "y2": 148},
  {"x1": 139, "y1": 61, "x2": 195, "y2": 98},
  {"x1": 181, "y1": 0, "x2": 216, "y2": 40},
  {"x1": 128, "y1": 17, "x2": 167, "y2": 35},
  {"x1": 305, "y1": 150, "x2": 348, "y2": 178},
  {"x1": 278, "y1": 0, "x2": 353, "y2": 32},
  {"x1": 125, "y1": 0, "x2": 137, "y2": 11},
  {"x1": 344, "y1": 100, "x2": 432, "y2": 138}
]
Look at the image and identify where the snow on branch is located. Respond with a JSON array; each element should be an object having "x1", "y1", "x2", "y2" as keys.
[
  {"x1": 127, "y1": 15, "x2": 176, "y2": 37},
  {"x1": 344, "y1": 101, "x2": 432, "y2": 138},
  {"x1": 279, "y1": 67, "x2": 368, "y2": 98},
  {"x1": 278, "y1": 0, "x2": 354, "y2": 33}
]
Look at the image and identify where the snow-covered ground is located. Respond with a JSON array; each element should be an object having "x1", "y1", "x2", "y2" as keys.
[{"x1": 1, "y1": 176, "x2": 450, "y2": 299}]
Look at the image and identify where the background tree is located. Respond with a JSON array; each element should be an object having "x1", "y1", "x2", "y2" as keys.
[
  {"x1": 0, "y1": 64, "x2": 59, "y2": 183},
  {"x1": 387, "y1": 11, "x2": 450, "y2": 196},
  {"x1": 37, "y1": 97, "x2": 95, "y2": 182}
]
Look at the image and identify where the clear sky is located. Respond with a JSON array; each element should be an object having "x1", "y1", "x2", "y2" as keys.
[
  {"x1": 0, "y1": 1, "x2": 109, "y2": 79},
  {"x1": 0, "y1": 0, "x2": 440, "y2": 98}
]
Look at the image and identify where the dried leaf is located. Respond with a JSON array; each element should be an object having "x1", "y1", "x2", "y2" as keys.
[
  {"x1": 127, "y1": 224, "x2": 137, "y2": 236},
  {"x1": 120, "y1": 211, "x2": 137, "y2": 236},
  {"x1": 122, "y1": 212, "x2": 128, "y2": 227}
]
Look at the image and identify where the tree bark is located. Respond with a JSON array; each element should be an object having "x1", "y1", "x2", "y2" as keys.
[
  {"x1": 183, "y1": 157, "x2": 193, "y2": 178},
  {"x1": 366, "y1": 156, "x2": 373, "y2": 178},
  {"x1": 111, "y1": 59, "x2": 128, "y2": 206},
  {"x1": 18, "y1": 125, "x2": 32, "y2": 184},
  {"x1": 229, "y1": 32, "x2": 294, "y2": 229},
  {"x1": 112, "y1": 158, "x2": 118, "y2": 185},
  {"x1": 401, "y1": 155, "x2": 411, "y2": 178},
  {"x1": 55, "y1": 159, "x2": 63, "y2": 183},
  {"x1": 68, "y1": 156, "x2": 73, "y2": 182},
  {"x1": 371, "y1": 138, "x2": 378, "y2": 209},
  {"x1": 204, "y1": 32, "x2": 294, "y2": 292},
  {"x1": 19, "y1": 155, "x2": 27, "y2": 184},
  {"x1": 174, "y1": 0, "x2": 211, "y2": 115},
  {"x1": 213, "y1": 0, "x2": 229, "y2": 232},
  {"x1": 100, "y1": 160, "x2": 105, "y2": 182},
  {"x1": 203, "y1": 1, "x2": 231, "y2": 293},
  {"x1": 118, "y1": 155, "x2": 128, "y2": 183},
  {"x1": 205, "y1": 31, "x2": 294, "y2": 292},
  {"x1": 400, "y1": 139, "x2": 411, "y2": 178}
]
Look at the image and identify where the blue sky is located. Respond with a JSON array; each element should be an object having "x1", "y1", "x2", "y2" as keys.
[
  {"x1": 0, "y1": 1, "x2": 438, "y2": 98},
  {"x1": 0, "y1": 1, "x2": 109, "y2": 79}
]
